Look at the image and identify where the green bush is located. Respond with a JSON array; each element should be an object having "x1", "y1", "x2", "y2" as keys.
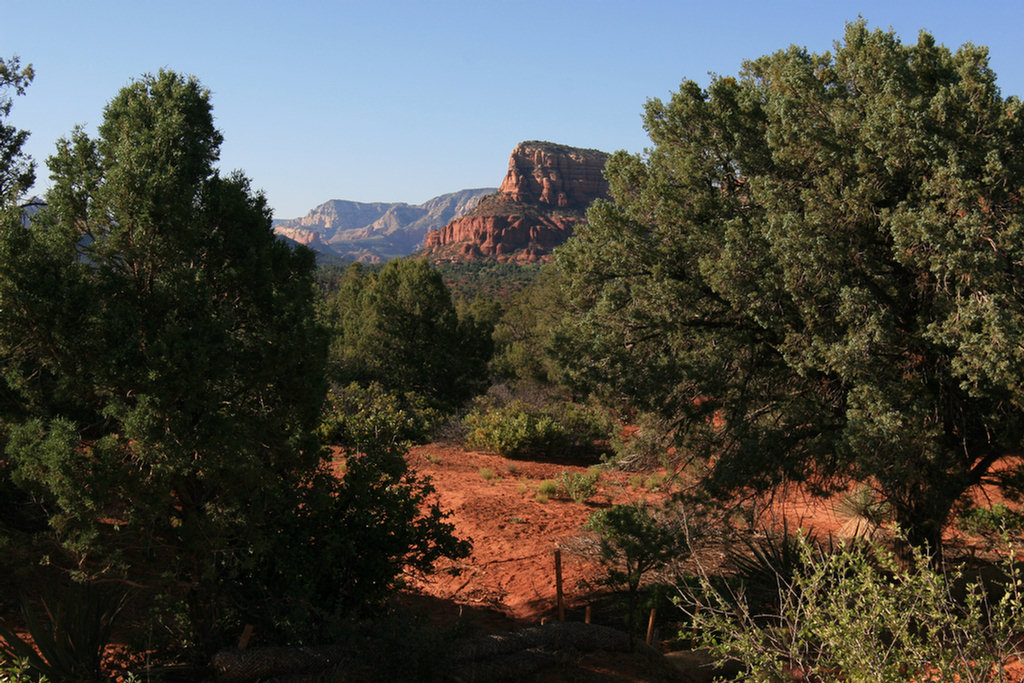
[
  {"x1": 232, "y1": 379, "x2": 471, "y2": 644},
  {"x1": 557, "y1": 403, "x2": 615, "y2": 451},
  {"x1": 0, "y1": 661, "x2": 40, "y2": 683},
  {"x1": 463, "y1": 400, "x2": 562, "y2": 457},
  {"x1": 320, "y1": 382, "x2": 441, "y2": 455},
  {"x1": 683, "y1": 533, "x2": 1024, "y2": 683},
  {"x1": 555, "y1": 469, "x2": 601, "y2": 503},
  {"x1": 462, "y1": 400, "x2": 611, "y2": 458},
  {"x1": 725, "y1": 524, "x2": 828, "y2": 614},
  {"x1": 586, "y1": 503, "x2": 689, "y2": 640},
  {"x1": 959, "y1": 502, "x2": 1024, "y2": 538},
  {"x1": 535, "y1": 479, "x2": 558, "y2": 503}
]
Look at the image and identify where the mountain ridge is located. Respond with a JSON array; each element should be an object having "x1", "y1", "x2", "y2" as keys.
[{"x1": 273, "y1": 188, "x2": 495, "y2": 263}]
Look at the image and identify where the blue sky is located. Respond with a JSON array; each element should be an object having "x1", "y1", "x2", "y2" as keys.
[{"x1": 4, "y1": 1, "x2": 1022, "y2": 219}]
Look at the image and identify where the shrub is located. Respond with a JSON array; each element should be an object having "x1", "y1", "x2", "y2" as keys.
[
  {"x1": 587, "y1": 504, "x2": 689, "y2": 595},
  {"x1": 535, "y1": 479, "x2": 558, "y2": 503},
  {"x1": 835, "y1": 483, "x2": 890, "y2": 539},
  {"x1": 0, "y1": 661, "x2": 38, "y2": 683},
  {"x1": 463, "y1": 401, "x2": 562, "y2": 457},
  {"x1": 683, "y1": 533, "x2": 1024, "y2": 683},
  {"x1": 556, "y1": 403, "x2": 616, "y2": 452},
  {"x1": 240, "y1": 380, "x2": 471, "y2": 644},
  {"x1": 586, "y1": 503, "x2": 689, "y2": 640},
  {"x1": 537, "y1": 479, "x2": 558, "y2": 497},
  {"x1": 555, "y1": 469, "x2": 601, "y2": 503},
  {"x1": 320, "y1": 382, "x2": 441, "y2": 454},
  {"x1": 960, "y1": 502, "x2": 1024, "y2": 538},
  {"x1": 725, "y1": 524, "x2": 827, "y2": 614},
  {"x1": 462, "y1": 400, "x2": 612, "y2": 458},
  {"x1": 0, "y1": 581, "x2": 127, "y2": 683}
]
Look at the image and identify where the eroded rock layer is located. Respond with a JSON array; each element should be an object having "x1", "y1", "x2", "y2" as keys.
[{"x1": 422, "y1": 141, "x2": 609, "y2": 263}]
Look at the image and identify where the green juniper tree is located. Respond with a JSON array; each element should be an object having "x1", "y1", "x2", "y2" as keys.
[
  {"x1": 491, "y1": 265, "x2": 568, "y2": 386},
  {"x1": 555, "y1": 21, "x2": 1024, "y2": 554},
  {"x1": 0, "y1": 56, "x2": 33, "y2": 205},
  {"x1": 0, "y1": 69, "x2": 329, "y2": 648},
  {"x1": 0, "y1": 70, "x2": 467, "y2": 653},
  {"x1": 323, "y1": 258, "x2": 491, "y2": 407},
  {"x1": 0, "y1": 55, "x2": 41, "y2": 579}
]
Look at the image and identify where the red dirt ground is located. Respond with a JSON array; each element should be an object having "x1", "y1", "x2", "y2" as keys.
[
  {"x1": 402, "y1": 444, "x2": 672, "y2": 623},
  {"x1": 397, "y1": 444, "x2": 1024, "y2": 682},
  {"x1": 400, "y1": 443, "x2": 844, "y2": 626},
  {"x1": 395, "y1": 444, "x2": 852, "y2": 682},
  {"x1": 399, "y1": 444, "x2": 699, "y2": 681}
]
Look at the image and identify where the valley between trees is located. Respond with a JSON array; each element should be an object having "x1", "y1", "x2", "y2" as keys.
[{"x1": 4, "y1": 18, "x2": 1024, "y2": 683}]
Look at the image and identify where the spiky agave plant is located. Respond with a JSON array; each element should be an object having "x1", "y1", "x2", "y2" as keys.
[
  {"x1": 726, "y1": 522, "x2": 833, "y2": 615},
  {"x1": 0, "y1": 581, "x2": 127, "y2": 683}
]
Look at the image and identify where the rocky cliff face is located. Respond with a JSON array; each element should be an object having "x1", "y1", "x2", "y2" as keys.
[
  {"x1": 422, "y1": 141, "x2": 609, "y2": 263},
  {"x1": 497, "y1": 142, "x2": 609, "y2": 208},
  {"x1": 273, "y1": 188, "x2": 495, "y2": 263}
]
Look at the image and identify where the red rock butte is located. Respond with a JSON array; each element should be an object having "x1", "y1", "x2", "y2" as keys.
[{"x1": 422, "y1": 141, "x2": 610, "y2": 263}]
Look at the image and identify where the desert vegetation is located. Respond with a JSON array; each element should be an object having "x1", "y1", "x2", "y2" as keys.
[
  {"x1": 0, "y1": 66, "x2": 470, "y2": 680},
  {"x1": 3, "y1": 17, "x2": 1024, "y2": 683}
]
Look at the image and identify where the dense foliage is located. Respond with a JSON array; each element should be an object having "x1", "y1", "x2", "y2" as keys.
[
  {"x1": 685, "y1": 533, "x2": 1024, "y2": 682},
  {"x1": 0, "y1": 57, "x2": 33, "y2": 205},
  {"x1": 463, "y1": 399, "x2": 612, "y2": 459},
  {"x1": 0, "y1": 68, "x2": 467, "y2": 662},
  {"x1": 322, "y1": 259, "x2": 492, "y2": 407},
  {"x1": 436, "y1": 260, "x2": 543, "y2": 301},
  {"x1": 556, "y1": 21, "x2": 1024, "y2": 551},
  {"x1": 0, "y1": 69, "x2": 331, "y2": 651},
  {"x1": 490, "y1": 266, "x2": 567, "y2": 385}
]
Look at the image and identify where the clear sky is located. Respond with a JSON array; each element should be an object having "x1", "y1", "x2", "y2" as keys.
[{"x1": 4, "y1": 0, "x2": 1022, "y2": 220}]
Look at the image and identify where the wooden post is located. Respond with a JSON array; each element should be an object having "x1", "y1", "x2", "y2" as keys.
[
  {"x1": 554, "y1": 548, "x2": 565, "y2": 622},
  {"x1": 584, "y1": 605, "x2": 591, "y2": 624},
  {"x1": 237, "y1": 623, "x2": 254, "y2": 651},
  {"x1": 646, "y1": 608, "x2": 657, "y2": 646}
]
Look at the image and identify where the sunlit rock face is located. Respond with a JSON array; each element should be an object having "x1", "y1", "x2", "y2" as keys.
[
  {"x1": 273, "y1": 188, "x2": 494, "y2": 262},
  {"x1": 422, "y1": 141, "x2": 609, "y2": 263}
]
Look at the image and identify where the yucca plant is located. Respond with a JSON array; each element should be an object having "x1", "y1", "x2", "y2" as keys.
[
  {"x1": 835, "y1": 483, "x2": 890, "y2": 540},
  {"x1": 726, "y1": 523, "x2": 831, "y2": 614},
  {"x1": 0, "y1": 581, "x2": 127, "y2": 683}
]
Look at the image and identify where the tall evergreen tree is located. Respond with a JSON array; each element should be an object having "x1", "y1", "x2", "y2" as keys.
[
  {"x1": 0, "y1": 56, "x2": 33, "y2": 205},
  {"x1": 0, "y1": 55, "x2": 41, "y2": 563},
  {"x1": 556, "y1": 22, "x2": 1024, "y2": 552},
  {"x1": 0, "y1": 70, "x2": 327, "y2": 647},
  {"x1": 323, "y1": 258, "x2": 491, "y2": 406}
]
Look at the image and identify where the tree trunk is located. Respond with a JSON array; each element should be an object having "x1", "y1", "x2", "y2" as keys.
[{"x1": 890, "y1": 487, "x2": 959, "y2": 565}]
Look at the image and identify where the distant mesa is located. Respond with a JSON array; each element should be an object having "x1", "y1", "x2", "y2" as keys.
[
  {"x1": 273, "y1": 140, "x2": 610, "y2": 265},
  {"x1": 272, "y1": 188, "x2": 495, "y2": 263},
  {"x1": 421, "y1": 141, "x2": 610, "y2": 263}
]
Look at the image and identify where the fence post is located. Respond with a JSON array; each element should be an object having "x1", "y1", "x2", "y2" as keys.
[
  {"x1": 646, "y1": 608, "x2": 657, "y2": 645},
  {"x1": 554, "y1": 548, "x2": 565, "y2": 621}
]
